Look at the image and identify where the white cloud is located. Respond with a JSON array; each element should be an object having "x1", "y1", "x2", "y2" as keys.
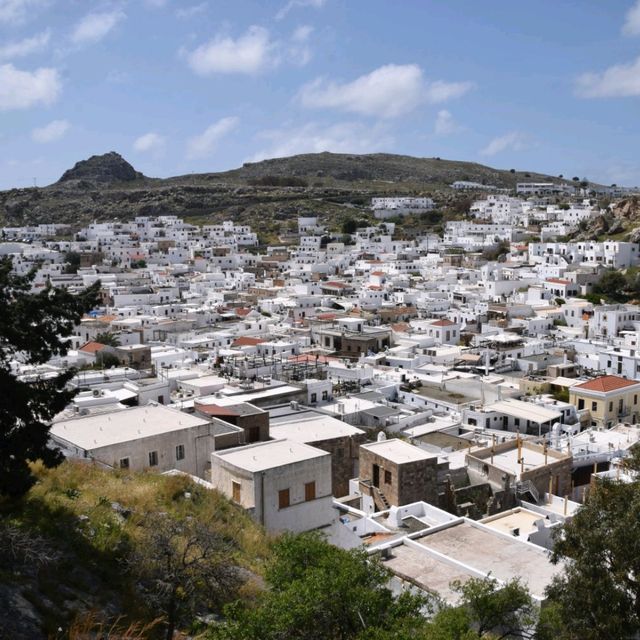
[
  {"x1": 71, "y1": 10, "x2": 125, "y2": 46},
  {"x1": 287, "y1": 25, "x2": 313, "y2": 66},
  {"x1": 31, "y1": 119, "x2": 70, "y2": 143},
  {"x1": 247, "y1": 121, "x2": 393, "y2": 162},
  {"x1": 480, "y1": 131, "x2": 527, "y2": 157},
  {"x1": 576, "y1": 56, "x2": 640, "y2": 98},
  {"x1": 434, "y1": 109, "x2": 461, "y2": 136},
  {"x1": 0, "y1": 0, "x2": 46, "y2": 24},
  {"x1": 133, "y1": 132, "x2": 165, "y2": 154},
  {"x1": 276, "y1": 0, "x2": 325, "y2": 21},
  {"x1": 299, "y1": 64, "x2": 473, "y2": 118},
  {"x1": 0, "y1": 64, "x2": 61, "y2": 110},
  {"x1": 623, "y1": 0, "x2": 640, "y2": 36},
  {"x1": 0, "y1": 30, "x2": 50, "y2": 60},
  {"x1": 176, "y1": 2, "x2": 207, "y2": 19},
  {"x1": 186, "y1": 26, "x2": 275, "y2": 75},
  {"x1": 187, "y1": 116, "x2": 239, "y2": 159},
  {"x1": 292, "y1": 25, "x2": 313, "y2": 42}
]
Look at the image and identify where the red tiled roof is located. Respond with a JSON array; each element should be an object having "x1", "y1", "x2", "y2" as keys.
[
  {"x1": 194, "y1": 403, "x2": 238, "y2": 417},
  {"x1": 575, "y1": 375, "x2": 640, "y2": 393},
  {"x1": 234, "y1": 308, "x2": 251, "y2": 317},
  {"x1": 79, "y1": 341, "x2": 107, "y2": 354},
  {"x1": 324, "y1": 281, "x2": 348, "y2": 288},
  {"x1": 232, "y1": 336, "x2": 266, "y2": 347},
  {"x1": 371, "y1": 271, "x2": 385, "y2": 276},
  {"x1": 316, "y1": 313, "x2": 337, "y2": 321},
  {"x1": 431, "y1": 319, "x2": 455, "y2": 327},
  {"x1": 391, "y1": 322, "x2": 411, "y2": 333},
  {"x1": 546, "y1": 278, "x2": 571, "y2": 285}
]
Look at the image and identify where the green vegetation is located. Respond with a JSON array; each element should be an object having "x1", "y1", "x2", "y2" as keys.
[
  {"x1": 590, "y1": 267, "x2": 640, "y2": 303},
  {"x1": 0, "y1": 258, "x2": 99, "y2": 497},
  {"x1": 94, "y1": 331, "x2": 121, "y2": 347},
  {"x1": 545, "y1": 450, "x2": 640, "y2": 639},
  {"x1": 210, "y1": 532, "x2": 537, "y2": 640},
  {"x1": 0, "y1": 461, "x2": 269, "y2": 638}
]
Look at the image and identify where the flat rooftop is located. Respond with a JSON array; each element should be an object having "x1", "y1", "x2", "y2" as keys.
[
  {"x1": 411, "y1": 520, "x2": 561, "y2": 599},
  {"x1": 212, "y1": 438, "x2": 329, "y2": 472},
  {"x1": 50, "y1": 405, "x2": 209, "y2": 450},
  {"x1": 415, "y1": 385, "x2": 475, "y2": 405},
  {"x1": 361, "y1": 439, "x2": 437, "y2": 464},
  {"x1": 487, "y1": 399, "x2": 561, "y2": 424},
  {"x1": 480, "y1": 508, "x2": 548, "y2": 538},
  {"x1": 385, "y1": 543, "x2": 478, "y2": 604},
  {"x1": 490, "y1": 447, "x2": 554, "y2": 474},
  {"x1": 270, "y1": 410, "x2": 364, "y2": 442}
]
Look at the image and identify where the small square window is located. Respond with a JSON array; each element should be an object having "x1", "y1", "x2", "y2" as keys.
[
  {"x1": 119, "y1": 457, "x2": 130, "y2": 469},
  {"x1": 384, "y1": 470, "x2": 392, "y2": 484},
  {"x1": 148, "y1": 451, "x2": 158, "y2": 467}
]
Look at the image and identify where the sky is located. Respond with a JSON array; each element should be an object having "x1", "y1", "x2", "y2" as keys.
[{"x1": 1, "y1": 0, "x2": 640, "y2": 189}]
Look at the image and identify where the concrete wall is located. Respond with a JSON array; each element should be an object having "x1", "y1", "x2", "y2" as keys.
[
  {"x1": 76, "y1": 422, "x2": 216, "y2": 478},
  {"x1": 210, "y1": 452, "x2": 334, "y2": 533}
]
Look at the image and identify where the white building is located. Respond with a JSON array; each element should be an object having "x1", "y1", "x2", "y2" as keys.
[{"x1": 210, "y1": 439, "x2": 335, "y2": 533}]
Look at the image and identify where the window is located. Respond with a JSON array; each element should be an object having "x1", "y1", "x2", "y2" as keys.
[
  {"x1": 322, "y1": 390, "x2": 328, "y2": 401},
  {"x1": 175, "y1": 444, "x2": 185, "y2": 461},
  {"x1": 232, "y1": 481, "x2": 241, "y2": 503},
  {"x1": 278, "y1": 488, "x2": 290, "y2": 509},
  {"x1": 384, "y1": 470, "x2": 392, "y2": 485},
  {"x1": 148, "y1": 450, "x2": 158, "y2": 467},
  {"x1": 119, "y1": 457, "x2": 130, "y2": 469},
  {"x1": 591, "y1": 401, "x2": 598, "y2": 412},
  {"x1": 305, "y1": 481, "x2": 316, "y2": 502},
  {"x1": 311, "y1": 393, "x2": 317, "y2": 403},
  {"x1": 578, "y1": 399, "x2": 585, "y2": 410},
  {"x1": 635, "y1": 395, "x2": 638, "y2": 405},
  {"x1": 619, "y1": 399, "x2": 624, "y2": 414},
  {"x1": 609, "y1": 402, "x2": 614, "y2": 412},
  {"x1": 514, "y1": 418, "x2": 520, "y2": 427}
]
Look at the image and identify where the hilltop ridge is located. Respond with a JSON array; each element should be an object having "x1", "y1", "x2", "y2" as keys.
[{"x1": 0, "y1": 151, "x2": 579, "y2": 230}]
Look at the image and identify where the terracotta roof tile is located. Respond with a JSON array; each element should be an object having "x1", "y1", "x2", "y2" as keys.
[{"x1": 575, "y1": 375, "x2": 640, "y2": 393}]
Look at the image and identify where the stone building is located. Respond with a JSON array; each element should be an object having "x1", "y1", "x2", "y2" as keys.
[{"x1": 358, "y1": 439, "x2": 439, "y2": 510}]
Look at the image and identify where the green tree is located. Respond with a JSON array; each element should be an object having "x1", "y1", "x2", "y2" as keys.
[
  {"x1": 94, "y1": 331, "x2": 120, "y2": 347},
  {"x1": 129, "y1": 513, "x2": 243, "y2": 640},
  {"x1": 0, "y1": 258, "x2": 99, "y2": 497},
  {"x1": 545, "y1": 453, "x2": 640, "y2": 639},
  {"x1": 212, "y1": 532, "x2": 428, "y2": 640},
  {"x1": 592, "y1": 269, "x2": 629, "y2": 302},
  {"x1": 342, "y1": 217, "x2": 358, "y2": 234}
]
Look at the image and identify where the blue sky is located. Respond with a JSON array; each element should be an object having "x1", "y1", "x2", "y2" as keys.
[{"x1": 2, "y1": 0, "x2": 640, "y2": 189}]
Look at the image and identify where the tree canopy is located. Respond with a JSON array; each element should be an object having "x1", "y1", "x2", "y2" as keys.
[
  {"x1": 210, "y1": 532, "x2": 539, "y2": 640},
  {"x1": 544, "y1": 452, "x2": 640, "y2": 639},
  {"x1": 0, "y1": 258, "x2": 99, "y2": 497}
]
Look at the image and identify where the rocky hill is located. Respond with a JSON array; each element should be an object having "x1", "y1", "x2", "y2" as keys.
[
  {"x1": 58, "y1": 152, "x2": 146, "y2": 186},
  {"x1": 0, "y1": 151, "x2": 581, "y2": 232}
]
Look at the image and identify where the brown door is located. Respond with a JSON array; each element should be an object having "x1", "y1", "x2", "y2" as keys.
[{"x1": 305, "y1": 481, "x2": 316, "y2": 501}]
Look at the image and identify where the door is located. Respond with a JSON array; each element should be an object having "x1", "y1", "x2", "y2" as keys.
[{"x1": 373, "y1": 464, "x2": 380, "y2": 488}]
